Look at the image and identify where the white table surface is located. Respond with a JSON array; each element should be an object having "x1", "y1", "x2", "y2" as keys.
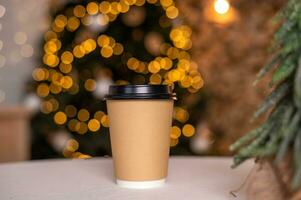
[{"x1": 0, "y1": 157, "x2": 253, "y2": 200}]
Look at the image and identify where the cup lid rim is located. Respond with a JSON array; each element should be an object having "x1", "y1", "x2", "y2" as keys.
[{"x1": 104, "y1": 84, "x2": 177, "y2": 100}]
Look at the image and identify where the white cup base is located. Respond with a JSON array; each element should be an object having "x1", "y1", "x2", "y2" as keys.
[{"x1": 116, "y1": 178, "x2": 166, "y2": 189}]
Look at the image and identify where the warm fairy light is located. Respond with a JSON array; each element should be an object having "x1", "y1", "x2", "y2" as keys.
[
  {"x1": 94, "y1": 111, "x2": 106, "y2": 122},
  {"x1": 49, "y1": 83, "x2": 62, "y2": 94},
  {"x1": 78, "y1": 109, "x2": 90, "y2": 122},
  {"x1": 113, "y1": 43, "x2": 124, "y2": 55},
  {"x1": 84, "y1": 79, "x2": 97, "y2": 91},
  {"x1": 170, "y1": 126, "x2": 181, "y2": 139},
  {"x1": 174, "y1": 107, "x2": 189, "y2": 123},
  {"x1": 65, "y1": 105, "x2": 77, "y2": 117},
  {"x1": 170, "y1": 138, "x2": 179, "y2": 147},
  {"x1": 166, "y1": 6, "x2": 178, "y2": 19},
  {"x1": 54, "y1": 111, "x2": 67, "y2": 125},
  {"x1": 214, "y1": 0, "x2": 230, "y2": 15},
  {"x1": 182, "y1": 124, "x2": 195, "y2": 137},
  {"x1": 60, "y1": 76, "x2": 73, "y2": 89},
  {"x1": 148, "y1": 60, "x2": 160, "y2": 73},
  {"x1": 101, "y1": 46, "x2": 113, "y2": 58},
  {"x1": 149, "y1": 73, "x2": 162, "y2": 84},
  {"x1": 59, "y1": 63, "x2": 72, "y2": 74},
  {"x1": 160, "y1": 57, "x2": 173, "y2": 70},
  {"x1": 73, "y1": 5, "x2": 86, "y2": 18},
  {"x1": 66, "y1": 139, "x2": 79, "y2": 152},
  {"x1": 100, "y1": 115, "x2": 109, "y2": 127},
  {"x1": 67, "y1": 17, "x2": 80, "y2": 32},
  {"x1": 86, "y1": 2, "x2": 99, "y2": 15},
  {"x1": 40, "y1": 101, "x2": 53, "y2": 114},
  {"x1": 99, "y1": 1, "x2": 111, "y2": 14},
  {"x1": 37, "y1": 83, "x2": 49, "y2": 97},
  {"x1": 61, "y1": 51, "x2": 74, "y2": 64},
  {"x1": 76, "y1": 122, "x2": 88, "y2": 134},
  {"x1": 88, "y1": 119, "x2": 101, "y2": 132}
]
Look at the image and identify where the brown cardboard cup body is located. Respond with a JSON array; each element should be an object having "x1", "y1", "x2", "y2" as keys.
[{"x1": 107, "y1": 99, "x2": 173, "y2": 182}]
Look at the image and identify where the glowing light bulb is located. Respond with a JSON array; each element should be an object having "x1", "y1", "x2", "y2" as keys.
[{"x1": 214, "y1": 0, "x2": 230, "y2": 15}]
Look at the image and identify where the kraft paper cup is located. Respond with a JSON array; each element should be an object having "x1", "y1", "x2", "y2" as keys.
[{"x1": 105, "y1": 85, "x2": 176, "y2": 189}]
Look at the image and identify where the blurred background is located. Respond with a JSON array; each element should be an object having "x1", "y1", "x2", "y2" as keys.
[{"x1": 0, "y1": 0, "x2": 285, "y2": 162}]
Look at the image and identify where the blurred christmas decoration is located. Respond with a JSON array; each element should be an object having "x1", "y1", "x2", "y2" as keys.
[
  {"x1": 28, "y1": 0, "x2": 204, "y2": 159},
  {"x1": 231, "y1": 0, "x2": 301, "y2": 194},
  {"x1": 178, "y1": 0, "x2": 285, "y2": 155}
]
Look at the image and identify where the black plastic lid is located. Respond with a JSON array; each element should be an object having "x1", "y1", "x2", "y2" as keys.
[{"x1": 104, "y1": 85, "x2": 177, "y2": 100}]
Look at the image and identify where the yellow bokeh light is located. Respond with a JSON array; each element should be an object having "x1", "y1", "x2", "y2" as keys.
[
  {"x1": 101, "y1": 46, "x2": 113, "y2": 58},
  {"x1": 67, "y1": 17, "x2": 80, "y2": 32},
  {"x1": 78, "y1": 109, "x2": 90, "y2": 122},
  {"x1": 54, "y1": 15, "x2": 67, "y2": 28},
  {"x1": 160, "y1": 57, "x2": 173, "y2": 70},
  {"x1": 135, "y1": 0, "x2": 145, "y2": 6},
  {"x1": 32, "y1": 68, "x2": 46, "y2": 81},
  {"x1": 170, "y1": 138, "x2": 179, "y2": 147},
  {"x1": 40, "y1": 101, "x2": 53, "y2": 114},
  {"x1": 88, "y1": 119, "x2": 101, "y2": 132},
  {"x1": 99, "y1": 1, "x2": 111, "y2": 14},
  {"x1": 84, "y1": 79, "x2": 97, "y2": 91},
  {"x1": 101, "y1": 115, "x2": 109, "y2": 127},
  {"x1": 182, "y1": 124, "x2": 195, "y2": 137},
  {"x1": 119, "y1": 0, "x2": 130, "y2": 13},
  {"x1": 178, "y1": 59, "x2": 190, "y2": 71},
  {"x1": 76, "y1": 122, "x2": 88, "y2": 134},
  {"x1": 168, "y1": 69, "x2": 181, "y2": 82},
  {"x1": 50, "y1": 83, "x2": 62, "y2": 94},
  {"x1": 113, "y1": 43, "x2": 124, "y2": 55},
  {"x1": 74, "y1": 5, "x2": 86, "y2": 18},
  {"x1": 191, "y1": 75, "x2": 204, "y2": 89},
  {"x1": 160, "y1": 0, "x2": 173, "y2": 7},
  {"x1": 149, "y1": 73, "x2": 162, "y2": 84},
  {"x1": 94, "y1": 111, "x2": 105, "y2": 122},
  {"x1": 87, "y1": 2, "x2": 99, "y2": 15},
  {"x1": 110, "y1": 2, "x2": 121, "y2": 15},
  {"x1": 167, "y1": 47, "x2": 179, "y2": 59},
  {"x1": 124, "y1": 0, "x2": 136, "y2": 6},
  {"x1": 54, "y1": 111, "x2": 67, "y2": 125},
  {"x1": 180, "y1": 76, "x2": 192, "y2": 88},
  {"x1": 61, "y1": 51, "x2": 74, "y2": 64},
  {"x1": 44, "y1": 31, "x2": 57, "y2": 41},
  {"x1": 73, "y1": 45, "x2": 85, "y2": 58},
  {"x1": 174, "y1": 107, "x2": 189, "y2": 123},
  {"x1": 60, "y1": 76, "x2": 73, "y2": 89},
  {"x1": 97, "y1": 35, "x2": 110, "y2": 47},
  {"x1": 66, "y1": 139, "x2": 79, "y2": 152},
  {"x1": 59, "y1": 63, "x2": 72, "y2": 74},
  {"x1": 214, "y1": 0, "x2": 230, "y2": 15},
  {"x1": 166, "y1": 6, "x2": 178, "y2": 19},
  {"x1": 170, "y1": 126, "x2": 181, "y2": 139},
  {"x1": 68, "y1": 119, "x2": 78, "y2": 131},
  {"x1": 65, "y1": 105, "x2": 77, "y2": 118},
  {"x1": 127, "y1": 57, "x2": 139, "y2": 70},
  {"x1": 43, "y1": 54, "x2": 59, "y2": 67},
  {"x1": 83, "y1": 39, "x2": 97, "y2": 53},
  {"x1": 148, "y1": 60, "x2": 160, "y2": 73},
  {"x1": 37, "y1": 83, "x2": 49, "y2": 97}
]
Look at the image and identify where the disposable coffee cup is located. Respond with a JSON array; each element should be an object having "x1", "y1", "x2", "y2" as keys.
[{"x1": 105, "y1": 85, "x2": 176, "y2": 189}]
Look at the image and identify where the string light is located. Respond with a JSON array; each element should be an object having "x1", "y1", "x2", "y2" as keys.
[{"x1": 33, "y1": 0, "x2": 204, "y2": 153}]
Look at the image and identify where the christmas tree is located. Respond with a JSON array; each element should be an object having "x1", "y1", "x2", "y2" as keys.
[
  {"x1": 231, "y1": 0, "x2": 301, "y2": 189},
  {"x1": 28, "y1": 0, "x2": 204, "y2": 159}
]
